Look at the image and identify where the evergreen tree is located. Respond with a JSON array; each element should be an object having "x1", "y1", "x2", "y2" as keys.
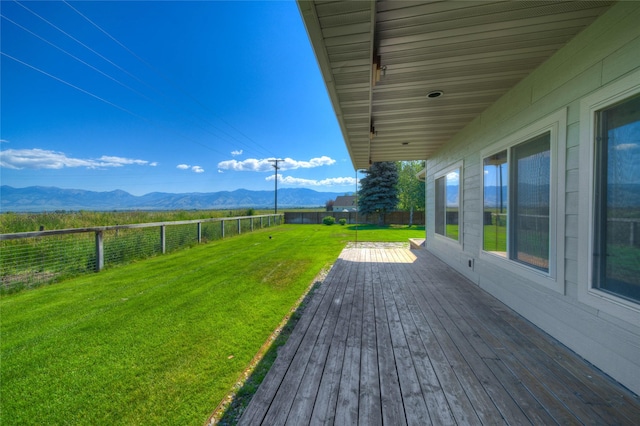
[
  {"x1": 358, "y1": 162, "x2": 399, "y2": 225},
  {"x1": 325, "y1": 199, "x2": 334, "y2": 212},
  {"x1": 397, "y1": 161, "x2": 426, "y2": 226}
]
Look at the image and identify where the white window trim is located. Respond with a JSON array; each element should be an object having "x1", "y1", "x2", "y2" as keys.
[
  {"x1": 479, "y1": 108, "x2": 567, "y2": 294},
  {"x1": 578, "y1": 69, "x2": 640, "y2": 325},
  {"x1": 434, "y1": 161, "x2": 463, "y2": 247}
]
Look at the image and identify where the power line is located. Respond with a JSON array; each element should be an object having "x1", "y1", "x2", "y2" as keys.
[
  {"x1": 10, "y1": 0, "x2": 275, "y2": 159},
  {"x1": 0, "y1": 14, "x2": 155, "y2": 105},
  {"x1": 1, "y1": 52, "x2": 142, "y2": 119},
  {"x1": 268, "y1": 159, "x2": 283, "y2": 213},
  {"x1": 0, "y1": 51, "x2": 229, "y2": 157},
  {"x1": 62, "y1": 0, "x2": 278, "y2": 159},
  {"x1": 5, "y1": 10, "x2": 260, "y2": 156},
  {"x1": 12, "y1": 1, "x2": 157, "y2": 97}
]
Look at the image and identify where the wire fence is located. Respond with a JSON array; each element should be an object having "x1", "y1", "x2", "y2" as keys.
[{"x1": 0, "y1": 214, "x2": 282, "y2": 292}]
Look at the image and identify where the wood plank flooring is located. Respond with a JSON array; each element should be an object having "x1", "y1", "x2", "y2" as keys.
[{"x1": 239, "y1": 246, "x2": 640, "y2": 425}]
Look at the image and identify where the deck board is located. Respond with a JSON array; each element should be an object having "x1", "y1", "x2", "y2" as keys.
[
  {"x1": 239, "y1": 246, "x2": 640, "y2": 425},
  {"x1": 356, "y1": 249, "x2": 382, "y2": 426}
]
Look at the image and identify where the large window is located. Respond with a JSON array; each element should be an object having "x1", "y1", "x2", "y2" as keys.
[
  {"x1": 579, "y1": 70, "x2": 640, "y2": 322},
  {"x1": 592, "y1": 94, "x2": 640, "y2": 303},
  {"x1": 483, "y1": 134, "x2": 551, "y2": 272},
  {"x1": 435, "y1": 167, "x2": 460, "y2": 241}
]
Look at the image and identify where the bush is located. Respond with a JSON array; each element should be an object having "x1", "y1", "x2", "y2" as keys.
[
  {"x1": 322, "y1": 216, "x2": 335, "y2": 226},
  {"x1": 338, "y1": 218, "x2": 347, "y2": 226}
]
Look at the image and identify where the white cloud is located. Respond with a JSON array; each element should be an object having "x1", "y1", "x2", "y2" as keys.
[
  {"x1": 217, "y1": 156, "x2": 336, "y2": 172},
  {"x1": 231, "y1": 149, "x2": 243, "y2": 156},
  {"x1": 149, "y1": 162, "x2": 158, "y2": 167},
  {"x1": 614, "y1": 143, "x2": 639, "y2": 151},
  {"x1": 98, "y1": 155, "x2": 148, "y2": 166},
  {"x1": 265, "y1": 174, "x2": 357, "y2": 187},
  {"x1": 218, "y1": 158, "x2": 271, "y2": 172},
  {"x1": 177, "y1": 163, "x2": 204, "y2": 173},
  {"x1": 446, "y1": 171, "x2": 459, "y2": 185},
  {"x1": 0, "y1": 148, "x2": 153, "y2": 170},
  {"x1": 0, "y1": 139, "x2": 9, "y2": 143},
  {"x1": 280, "y1": 156, "x2": 336, "y2": 169},
  {"x1": 218, "y1": 169, "x2": 224, "y2": 173}
]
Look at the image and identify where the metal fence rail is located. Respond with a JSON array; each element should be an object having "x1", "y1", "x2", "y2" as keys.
[{"x1": 0, "y1": 214, "x2": 282, "y2": 291}]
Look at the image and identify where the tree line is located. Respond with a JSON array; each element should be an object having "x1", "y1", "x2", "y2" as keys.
[{"x1": 327, "y1": 161, "x2": 425, "y2": 226}]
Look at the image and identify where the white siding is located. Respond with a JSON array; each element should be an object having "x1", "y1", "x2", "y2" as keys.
[{"x1": 425, "y1": 1, "x2": 640, "y2": 395}]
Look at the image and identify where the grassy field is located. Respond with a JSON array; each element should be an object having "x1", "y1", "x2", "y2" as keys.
[
  {"x1": 0, "y1": 209, "x2": 281, "y2": 234},
  {"x1": 0, "y1": 224, "x2": 424, "y2": 425},
  {"x1": 342, "y1": 223, "x2": 425, "y2": 242},
  {"x1": 484, "y1": 223, "x2": 507, "y2": 252}
]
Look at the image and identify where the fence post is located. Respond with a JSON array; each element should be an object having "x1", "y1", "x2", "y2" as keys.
[
  {"x1": 260, "y1": 216, "x2": 263, "y2": 228},
  {"x1": 160, "y1": 225, "x2": 166, "y2": 254},
  {"x1": 238, "y1": 219, "x2": 241, "y2": 235},
  {"x1": 221, "y1": 219, "x2": 225, "y2": 238},
  {"x1": 95, "y1": 231, "x2": 104, "y2": 272},
  {"x1": 268, "y1": 216, "x2": 271, "y2": 227},
  {"x1": 197, "y1": 222, "x2": 202, "y2": 243},
  {"x1": 251, "y1": 217, "x2": 254, "y2": 232}
]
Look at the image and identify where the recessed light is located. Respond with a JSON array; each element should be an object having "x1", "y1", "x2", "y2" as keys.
[
  {"x1": 426, "y1": 90, "x2": 444, "y2": 99},
  {"x1": 402, "y1": 142, "x2": 409, "y2": 146}
]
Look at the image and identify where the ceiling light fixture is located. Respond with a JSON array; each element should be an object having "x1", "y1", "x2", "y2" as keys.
[{"x1": 426, "y1": 90, "x2": 444, "y2": 99}]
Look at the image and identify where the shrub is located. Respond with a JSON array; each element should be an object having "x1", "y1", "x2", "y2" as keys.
[
  {"x1": 322, "y1": 216, "x2": 335, "y2": 226},
  {"x1": 338, "y1": 218, "x2": 347, "y2": 226}
]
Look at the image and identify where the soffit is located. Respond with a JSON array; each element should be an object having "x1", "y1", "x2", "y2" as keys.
[{"x1": 298, "y1": 0, "x2": 613, "y2": 170}]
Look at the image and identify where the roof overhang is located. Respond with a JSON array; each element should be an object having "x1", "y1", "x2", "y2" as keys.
[{"x1": 297, "y1": 0, "x2": 613, "y2": 170}]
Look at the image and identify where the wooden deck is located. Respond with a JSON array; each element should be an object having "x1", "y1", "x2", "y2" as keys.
[{"x1": 239, "y1": 245, "x2": 640, "y2": 425}]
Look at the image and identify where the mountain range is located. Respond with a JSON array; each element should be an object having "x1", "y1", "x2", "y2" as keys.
[{"x1": 0, "y1": 186, "x2": 347, "y2": 212}]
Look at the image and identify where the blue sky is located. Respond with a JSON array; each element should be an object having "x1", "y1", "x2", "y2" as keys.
[{"x1": 1, "y1": 1, "x2": 356, "y2": 196}]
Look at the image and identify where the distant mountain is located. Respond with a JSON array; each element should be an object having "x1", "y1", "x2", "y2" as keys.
[
  {"x1": 0, "y1": 186, "x2": 347, "y2": 212},
  {"x1": 484, "y1": 184, "x2": 640, "y2": 208},
  {"x1": 483, "y1": 185, "x2": 508, "y2": 209},
  {"x1": 608, "y1": 184, "x2": 640, "y2": 208},
  {"x1": 483, "y1": 184, "x2": 547, "y2": 208}
]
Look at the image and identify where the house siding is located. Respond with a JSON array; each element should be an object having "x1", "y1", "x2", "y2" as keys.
[{"x1": 425, "y1": 1, "x2": 640, "y2": 394}]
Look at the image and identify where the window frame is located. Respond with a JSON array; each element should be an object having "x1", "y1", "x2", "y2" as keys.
[
  {"x1": 578, "y1": 70, "x2": 640, "y2": 324},
  {"x1": 480, "y1": 109, "x2": 566, "y2": 293},
  {"x1": 434, "y1": 161, "x2": 463, "y2": 245}
]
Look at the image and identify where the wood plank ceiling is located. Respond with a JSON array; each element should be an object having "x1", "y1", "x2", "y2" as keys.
[{"x1": 297, "y1": 1, "x2": 614, "y2": 170}]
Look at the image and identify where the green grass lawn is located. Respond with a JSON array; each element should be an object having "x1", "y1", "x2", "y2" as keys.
[
  {"x1": 484, "y1": 223, "x2": 507, "y2": 252},
  {"x1": 0, "y1": 224, "x2": 423, "y2": 425},
  {"x1": 342, "y1": 224, "x2": 425, "y2": 242}
]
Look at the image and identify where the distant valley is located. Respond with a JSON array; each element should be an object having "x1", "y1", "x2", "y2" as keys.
[{"x1": 0, "y1": 186, "x2": 347, "y2": 212}]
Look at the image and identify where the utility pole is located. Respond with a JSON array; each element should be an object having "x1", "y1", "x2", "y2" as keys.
[{"x1": 269, "y1": 159, "x2": 282, "y2": 213}]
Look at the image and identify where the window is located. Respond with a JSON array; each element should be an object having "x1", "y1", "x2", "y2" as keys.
[
  {"x1": 512, "y1": 133, "x2": 551, "y2": 271},
  {"x1": 483, "y1": 134, "x2": 551, "y2": 271},
  {"x1": 592, "y1": 94, "x2": 640, "y2": 303},
  {"x1": 579, "y1": 69, "x2": 640, "y2": 322},
  {"x1": 435, "y1": 166, "x2": 461, "y2": 241},
  {"x1": 483, "y1": 151, "x2": 508, "y2": 254},
  {"x1": 481, "y1": 108, "x2": 565, "y2": 291}
]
